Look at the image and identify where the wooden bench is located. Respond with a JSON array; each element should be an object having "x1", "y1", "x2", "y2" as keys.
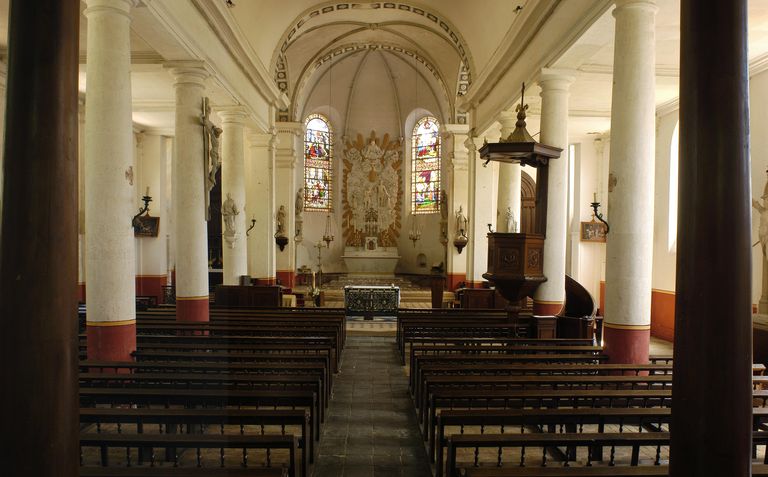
[
  {"x1": 410, "y1": 353, "x2": 609, "y2": 392},
  {"x1": 445, "y1": 432, "x2": 768, "y2": 477},
  {"x1": 457, "y1": 464, "x2": 768, "y2": 477},
  {"x1": 79, "y1": 388, "x2": 320, "y2": 459},
  {"x1": 80, "y1": 467, "x2": 287, "y2": 477},
  {"x1": 80, "y1": 408, "x2": 310, "y2": 476},
  {"x1": 435, "y1": 407, "x2": 768, "y2": 477},
  {"x1": 80, "y1": 360, "x2": 332, "y2": 394},
  {"x1": 411, "y1": 363, "x2": 677, "y2": 401},
  {"x1": 80, "y1": 432, "x2": 299, "y2": 477},
  {"x1": 79, "y1": 372, "x2": 327, "y2": 421}
]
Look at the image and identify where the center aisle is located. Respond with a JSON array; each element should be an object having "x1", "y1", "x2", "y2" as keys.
[{"x1": 313, "y1": 336, "x2": 432, "y2": 477}]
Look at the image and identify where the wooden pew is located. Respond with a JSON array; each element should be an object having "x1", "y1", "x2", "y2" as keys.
[
  {"x1": 434, "y1": 407, "x2": 768, "y2": 477},
  {"x1": 444, "y1": 432, "x2": 768, "y2": 477},
  {"x1": 410, "y1": 353, "x2": 609, "y2": 393},
  {"x1": 79, "y1": 372, "x2": 327, "y2": 421},
  {"x1": 458, "y1": 465, "x2": 768, "y2": 477},
  {"x1": 80, "y1": 360, "x2": 332, "y2": 395},
  {"x1": 80, "y1": 468, "x2": 287, "y2": 477},
  {"x1": 80, "y1": 433, "x2": 299, "y2": 477},
  {"x1": 79, "y1": 388, "x2": 320, "y2": 459},
  {"x1": 80, "y1": 408, "x2": 310, "y2": 476}
]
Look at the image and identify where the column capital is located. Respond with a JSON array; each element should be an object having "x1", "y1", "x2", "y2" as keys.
[
  {"x1": 84, "y1": 0, "x2": 138, "y2": 18},
  {"x1": 248, "y1": 131, "x2": 273, "y2": 148},
  {"x1": 538, "y1": 68, "x2": 576, "y2": 91},
  {"x1": 217, "y1": 106, "x2": 249, "y2": 125},
  {"x1": 275, "y1": 121, "x2": 303, "y2": 137},
  {"x1": 164, "y1": 61, "x2": 210, "y2": 88},
  {"x1": 613, "y1": 0, "x2": 658, "y2": 16}
]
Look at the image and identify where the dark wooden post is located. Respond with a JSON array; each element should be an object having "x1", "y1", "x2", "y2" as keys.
[
  {"x1": 0, "y1": 1, "x2": 80, "y2": 476},
  {"x1": 671, "y1": 1, "x2": 752, "y2": 475}
]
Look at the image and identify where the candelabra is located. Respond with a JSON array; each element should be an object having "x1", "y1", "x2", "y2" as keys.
[
  {"x1": 132, "y1": 187, "x2": 152, "y2": 230},
  {"x1": 322, "y1": 213, "x2": 334, "y2": 248},
  {"x1": 590, "y1": 193, "x2": 610, "y2": 234},
  {"x1": 408, "y1": 214, "x2": 422, "y2": 247}
]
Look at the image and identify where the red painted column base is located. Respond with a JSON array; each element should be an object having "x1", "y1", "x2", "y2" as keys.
[
  {"x1": 86, "y1": 322, "x2": 137, "y2": 362},
  {"x1": 276, "y1": 270, "x2": 295, "y2": 288},
  {"x1": 136, "y1": 275, "x2": 168, "y2": 304},
  {"x1": 533, "y1": 301, "x2": 563, "y2": 316},
  {"x1": 177, "y1": 297, "x2": 209, "y2": 322},
  {"x1": 602, "y1": 325, "x2": 651, "y2": 364}
]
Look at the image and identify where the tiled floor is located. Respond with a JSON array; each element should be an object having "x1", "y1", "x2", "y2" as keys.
[{"x1": 313, "y1": 336, "x2": 432, "y2": 477}]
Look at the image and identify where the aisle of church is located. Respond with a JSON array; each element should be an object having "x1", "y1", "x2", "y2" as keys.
[{"x1": 314, "y1": 336, "x2": 431, "y2": 477}]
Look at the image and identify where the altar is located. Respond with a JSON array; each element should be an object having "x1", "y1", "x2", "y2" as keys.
[
  {"x1": 344, "y1": 285, "x2": 400, "y2": 319},
  {"x1": 342, "y1": 242, "x2": 400, "y2": 276}
]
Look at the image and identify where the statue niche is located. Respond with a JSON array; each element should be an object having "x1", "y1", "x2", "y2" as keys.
[{"x1": 341, "y1": 131, "x2": 402, "y2": 275}]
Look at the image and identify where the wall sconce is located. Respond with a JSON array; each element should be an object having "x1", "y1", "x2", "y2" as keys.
[
  {"x1": 246, "y1": 217, "x2": 256, "y2": 237},
  {"x1": 591, "y1": 193, "x2": 610, "y2": 234},
  {"x1": 132, "y1": 186, "x2": 152, "y2": 231},
  {"x1": 408, "y1": 214, "x2": 422, "y2": 247},
  {"x1": 322, "y1": 213, "x2": 334, "y2": 248}
]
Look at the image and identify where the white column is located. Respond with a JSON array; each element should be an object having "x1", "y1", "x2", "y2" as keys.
[
  {"x1": 497, "y1": 110, "x2": 522, "y2": 232},
  {"x1": 136, "y1": 131, "x2": 168, "y2": 301},
  {"x1": 218, "y1": 108, "x2": 249, "y2": 285},
  {"x1": 467, "y1": 132, "x2": 495, "y2": 286},
  {"x1": 166, "y1": 61, "x2": 210, "y2": 321},
  {"x1": 533, "y1": 68, "x2": 574, "y2": 316},
  {"x1": 274, "y1": 122, "x2": 301, "y2": 288},
  {"x1": 442, "y1": 124, "x2": 470, "y2": 289},
  {"x1": 603, "y1": 0, "x2": 657, "y2": 363},
  {"x1": 247, "y1": 131, "x2": 277, "y2": 283},
  {"x1": 83, "y1": 0, "x2": 138, "y2": 360}
]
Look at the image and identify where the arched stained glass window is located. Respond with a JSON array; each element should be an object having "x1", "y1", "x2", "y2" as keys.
[
  {"x1": 304, "y1": 114, "x2": 333, "y2": 211},
  {"x1": 411, "y1": 116, "x2": 441, "y2": 213}
]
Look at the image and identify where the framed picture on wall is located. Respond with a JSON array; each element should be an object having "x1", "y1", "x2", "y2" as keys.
[
  {"x1": 134, "y1": 215, "x2": 160, "y2": 237},
  {"x1": 581, "y1": 220, "x2": 607, "y2": 243}
]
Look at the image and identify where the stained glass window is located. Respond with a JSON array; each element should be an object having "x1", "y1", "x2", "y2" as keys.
[
  {"x1": 304, "y1": 114, "x2": 333, "y2": 211},
  {"x1": 411, "y1": 116, "x2": 441, "y2": 213}
]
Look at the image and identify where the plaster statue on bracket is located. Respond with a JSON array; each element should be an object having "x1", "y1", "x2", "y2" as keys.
[{"x1": 221, "y1": 193, "x2": 239, "y2": 248}]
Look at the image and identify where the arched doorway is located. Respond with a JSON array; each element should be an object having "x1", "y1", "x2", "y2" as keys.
[{"x1": 520, "y1": 171, "x2": 536, "y2": 233}]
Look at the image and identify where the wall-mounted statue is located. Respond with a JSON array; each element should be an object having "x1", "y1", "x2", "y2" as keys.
[
  {"x1": 275, "y1": 205, "x2": 287, "y2": 237},
  {"x1": 455, "y1": 205, "x2": 469, "y2": 237},
  {"x1": 295, "y1": 188, "x2": 304, "y2": 242},
  {"x1": 202, "y1": 97, "x2": 223, "y2": 221},
  {"x1": 221, "y1": 193, "x2": 239, "y2": 248}
]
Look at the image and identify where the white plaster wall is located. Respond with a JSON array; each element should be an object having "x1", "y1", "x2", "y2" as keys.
[
  {"x1": 750, "y1": 70, "x2": 768, "y2": 305},
  {"x1": 651, "y1": 110, "x2": 679, "y2": 293},
  {"x1": 573, "y1": 138, "x2": 607, "y2": 300}
]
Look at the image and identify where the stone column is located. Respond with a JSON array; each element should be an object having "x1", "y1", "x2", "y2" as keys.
[
  {"x1": 532, "y1": 69, "x2": 574, "y2": 316},
  {"x1": 135, "y1": 131, "x2": 168, "y2": 303},
  {"x1": 218, "y1": 108, "x2": 249, "y2": 285},
  {"x1": 602, "y1": 0, "x2": 657, "y2": 363},
  {"x1": 166, "y1": 62, "x2": 210, "y2": 321},
  {"x1": 274, "y1": 122, "x2": 301, "y2": 288},
  {"x1": 248, "y1": 131, "x2": 277, "y2": 283},
  {"x1": 84, "y1": 0, "x2": 138, "y2": 360},
  {"x1": 443, "y1": 124, "x2": 470, "y2": 290},
  {"x1": 0, "y1": 0, "x2": 80, "y2": 474},
  {"x1": 671, "y1": 0, "x2": 752, "y2": 474},
  {"x1": 466, "y1": 132, "x2": 495, "y2": 287},
  {"x1": 497, "y1": 110, "x2": 522, "y2": 232}
]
